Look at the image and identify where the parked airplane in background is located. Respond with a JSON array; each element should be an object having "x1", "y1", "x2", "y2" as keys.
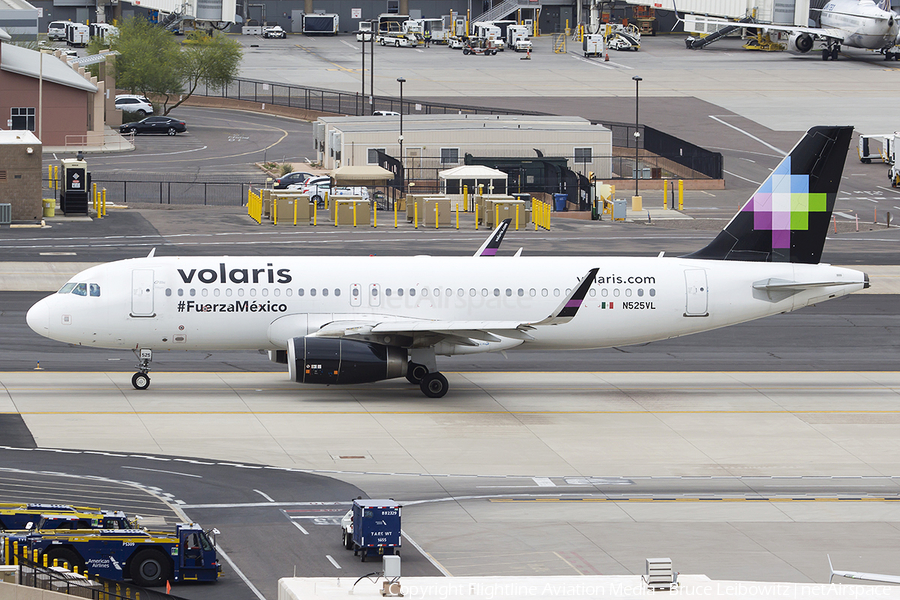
[
  {"x1": 27, "y1": 126, "x2": 868, "y2": 398},
  {"x1": 829, "y1": 555, "x2": 900, "y2": 584},
  {"x1": 687, "y1": 0, "x2": 900, "y2": 60}
]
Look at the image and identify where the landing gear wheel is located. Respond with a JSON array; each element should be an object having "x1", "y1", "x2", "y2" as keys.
[
  {"x1": 132, "y1": 372, "x2": 150, "y2": 390},
  {"x1": 831, "y1": 47, "x2": 839, "y2": 60},
  {"x1": 131, "y1": 549, "x2": 171, "y2": 587},
  {"x1": 822, "y1": 48, "x2": 830, "y2": 60},
  {"x1": 420, "y1": 372, "x2": 449, "y2": 398},
  {"x1": 406, "y1": 362, "x2": 428, "y2": 384}
]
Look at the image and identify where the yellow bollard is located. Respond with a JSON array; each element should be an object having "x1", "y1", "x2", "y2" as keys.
[
  {"x1": 435, "y1": 204, "x2": 439, "y2": 229},
  {"x1": 475, "y1": 204, "x2": 479, "y2": 230},
  {"x1": 13, "y1": 541, "x2": 17, "y2": 566},
  {"x1": 533, "y1": 199, "x2": 537, "y2": 231},
  {"x1": 325, "y1": 191, "x2": 329, "y2": 211},
  {"x1": 48, "y1": 165, "x2": 53, "y2": 189},
  {"x1": 663, "y1": 179, "x2": 668, "y2": 209},
  {"x1": 373, "y1": 200, "x2": 377, "y2": 228},
  {"x1": 414, "y1": 202, "x2": 418, "y2": 229},
  {"x1": 456, "y1": 202, "x2": 459, "y2": 230},
  {"x1": 93, "y1": 182, "x2": 97, "y2": 213},
  {"x1": 394, "y1": 201, "x2": 398, "y2": 228},
  {"x1": 313, "y1": 200, "x2": 317, "y2": 226},
  {"x1": 463, "y1": 185, "x2": 469, "y2": 211},
  {"x1": 33, "y1": 549, "x2": 38, "y2": 563},
  {"x1": 293, "y1": 198, "x2": 297, "y2": 226},
  {"x1": 273, "y1": 197, "x2": 278, "y2": 226},
  {"x1": 74, "y1": 566, "x2": 79, "y2": 575},
  {"x1": 678, "y1": 179, "x2": 684, "y2": 210},
  {"x1": 53, "y1": 165, "x2": 58, "y2": 190},
  {"x1": 43, "y1": 553, "x2": 48, "y2": 567},
  {"x1": 515, "y1": 204, "x2": 519, "y2": 230},
  {"x1": 353, "y1": 202, "x2": 357, "y2": 227}
]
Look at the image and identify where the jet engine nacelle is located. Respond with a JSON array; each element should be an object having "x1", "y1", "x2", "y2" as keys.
[
  {"x1": 286, "y1": 337, "x2": 408, "y2": 384},
  {"x1": 788, "y1": 32, "x2": 814, "y2": 53}
]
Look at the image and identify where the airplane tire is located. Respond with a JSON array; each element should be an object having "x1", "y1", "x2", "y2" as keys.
[
  {"x1": 406, "y1": 362, "x2": 428, "y2": 384},
  {"x1": 131, "y1": 549, "x2": 171, "y2": 587},
  {"x1": 132, "y1": 372, "x2": 150, "y2": 390},
  {"x1": 822, "y1": 49, "x2": 829, "y2": 60},
  {"x1": 420, "y1": 372, "x2": 449, "y2": 398},
  {"x1": 831, "y1": 48, "x2": 839, "y2": 60}
]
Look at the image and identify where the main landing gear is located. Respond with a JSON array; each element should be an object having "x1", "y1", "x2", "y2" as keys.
[
  {"x1": 822, "y1": 42, "x2": 840, "y2": 60},
  {"x1": 405, "y1": 360, "x2": 449, "y2": 398},
  {"x1": 132, "y1": 348, "x2": 152, "y2": 390}
]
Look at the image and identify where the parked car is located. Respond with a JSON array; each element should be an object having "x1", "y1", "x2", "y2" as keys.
[
  {"x1": 48, "y1": 21, "x2": 68, "y2": 40},
  {"x1": 263, "y1": 25, "x2": 287, "y2": 38},
  {"x1": 273, "y1": 171, "x2": 315, "y2": 189},
  {"x1": 287, "y1": 177, "x2": 369, "y2": 206},
  {"x1": 120, "y1": 116, "x2": 186, "y2": 136},
  {"x1": 115, "y1": 95, "x2": 154, "y2": 116},
  {"x1": 372, "y1": 110, "x2": 400, "y2": 116}
]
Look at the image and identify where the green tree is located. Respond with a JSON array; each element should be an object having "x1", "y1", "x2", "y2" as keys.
[
  {"x1": 111, "y1": 17, "x2": 184, "y2": 112},
  {"x1": 162, "y1": 31, "x2": 242, "y2": 114},
  {"x1": 102, "y1": 18, "x2": 242, "y2": 116}
]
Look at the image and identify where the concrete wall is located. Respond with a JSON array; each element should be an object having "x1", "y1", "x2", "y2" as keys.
[{"x1": 0, "y1": 131, "x2": 43, "y2": 222}]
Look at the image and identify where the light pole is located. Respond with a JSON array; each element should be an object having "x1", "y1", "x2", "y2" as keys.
[
  {"x1": 359, "y1": 28, "x2": 366, "y2": 113},
  {"x1": 632, "y1": 76, "x2": 642, "y2": 202},
  {"x1": 397, "y1": 77, "x2": 405, "y2": 191}
]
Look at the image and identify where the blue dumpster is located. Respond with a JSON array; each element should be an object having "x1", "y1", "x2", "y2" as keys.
[{"x1": 553, "y1": 193, "x2": 567, "y2": 211}]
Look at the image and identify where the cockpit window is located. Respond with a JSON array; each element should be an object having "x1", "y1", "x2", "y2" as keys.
[
  {"x1": 90, "y1": 284, "x2": 101, "y2": 297},
  {"x1": 59, "y1": 283, "x2": 76, "y2": 294},
  {"x1": 72, "y1": 283, "x2": 87, "y2": 296}
]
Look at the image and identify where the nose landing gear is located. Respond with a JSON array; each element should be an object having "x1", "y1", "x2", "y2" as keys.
[{"x1": 131, "y1": 348, "x2": 152, "y2": 390}]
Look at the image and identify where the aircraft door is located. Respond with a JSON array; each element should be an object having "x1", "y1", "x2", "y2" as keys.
[
  {"x1": 684, "y1": 269, "x2": 709, "y2": 317},
  {"x1": 368, "y1": 283, "x2": 381, "y2": 307},
  {"x1": 350, "y1": 283, "x2": 362, "y2": 307},
  {"x1": 131, "y1": 269, "x2": 155, "y2": 317}
]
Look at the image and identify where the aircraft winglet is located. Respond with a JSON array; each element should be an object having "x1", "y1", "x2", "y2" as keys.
[
  {"x1": 474, "y1": 219, "x2": 512, "y2": 257},
  {"x1": 530, "y1": 268, "x2": 599, "y2": 326}
]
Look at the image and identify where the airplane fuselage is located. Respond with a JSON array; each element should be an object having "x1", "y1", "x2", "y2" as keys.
[
  {"x1": 26, "y1": 255, "x2": 866, "y2": 355},
  {"x1": 820, "y1": 0, "x2": 899, "y2": 49}
]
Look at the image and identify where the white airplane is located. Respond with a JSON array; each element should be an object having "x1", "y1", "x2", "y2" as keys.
[
  {"x1": 829, "y1": 555, "x2": 900, "y2": 584},
  {"x1": 26, "y1": 126, "x2": 869, "y2": 398},
  {"x1": 687, "y1": 0, "x2": 900, "y2": 60}
]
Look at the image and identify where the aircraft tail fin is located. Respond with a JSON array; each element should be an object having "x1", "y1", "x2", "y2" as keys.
[
  {"x1": 684, "y1": 126, "x2": 852, "y2": 264},
  {"x1": 474, "y1": 218, "x2": 512, "y2": 256}
]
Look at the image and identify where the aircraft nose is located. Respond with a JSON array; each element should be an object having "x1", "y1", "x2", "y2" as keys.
[{"x1": 26, "y1": 298, "x2": 51, "y2": 337}]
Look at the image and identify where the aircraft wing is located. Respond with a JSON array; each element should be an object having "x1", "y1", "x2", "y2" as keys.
[
  {"x1": 829, "y1": 555, "x2": 900, "y2": 584},
  {"x1": 308, "y1": 268, "x2": 600, "y2": 347}
]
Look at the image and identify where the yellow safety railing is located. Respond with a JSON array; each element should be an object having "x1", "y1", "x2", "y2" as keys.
[
  {"x1": 553, "y1": 33, "x2": 566, "y2": 53},
  {"x1": 247, "y1": 189, "x2": 262, "y2": 224},
  {"x1": 532, "y1": 199, "x2": 551, "y2": 230}
]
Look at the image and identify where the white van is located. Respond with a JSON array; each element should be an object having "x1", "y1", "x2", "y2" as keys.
[{"x1": 48, "y1": 21, "x2": 68, "y2": 41}]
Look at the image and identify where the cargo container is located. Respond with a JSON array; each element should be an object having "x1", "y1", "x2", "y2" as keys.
[
  {"x1": 348, "y1": 499, "x2": 400, "y2": 562},
  {"x1": 303, "y1": 13, "x2": 339, "y2": 34}
]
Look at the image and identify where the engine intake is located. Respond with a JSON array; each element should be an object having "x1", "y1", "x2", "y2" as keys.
[
  {"x1": 788, "y1": 32, "x2": 814, "y2": 54},
  {"x1": 287, "y1": 337, "x2": 408, "y2": 385}
]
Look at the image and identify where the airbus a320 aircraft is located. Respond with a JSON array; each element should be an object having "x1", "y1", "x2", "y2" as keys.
[
  {"x1": 27, "y1": 126, "x2": 868, "y2": 398},
  {"x1": 689, "y1": 0, "x2": 900, "y2": 60}
]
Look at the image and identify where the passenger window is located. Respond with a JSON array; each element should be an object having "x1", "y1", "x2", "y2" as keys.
[
  {"x1": 529, "y1": 288, "x2": 536, "y2": 297},
  {"x1": 433, "y1": 288, "x2": 440, "y2": 297},
  {"x1": 637, "y1": 289, "x2": 644, "y2": 297},
  {"x1": 397, "y1": 288, "x2": 404, "y2": 297},
  {"x1": 323, "y1": 288, "x2": 329, "y2": 297},
  {"x1": 505, "y1": 288, "x2": 512, "y2": 297},
  {"x1": 649, "y1": 288, "x2": 656, "y2": 297},
  {"x1": 371, "y1": 288, "x2": 377, "y2": 296},
  {"x1": 613, "y1": 289, "x2": 620, "y2": 297},
  {"x1": 542, "y1": 288, "x2": 548, "y2": 297},
  {"x1": 445, "y1": 288, "x2": 452, "y2": 297},
  {"x1": 409, "y1": 288, "x2": 415, "y2": 297},
  {"x1": 214, "y1": 288, "x2": 221, "y2": 297},
  {"x1": 481, "y1": 288, "x2": 488, "y2": 296},
  {"x1": 334, "y1": 288, "x2": 341, "y2": 297},
  {"x1": 273, "y1": 288, "x2": 280, "y2": 297},
  {"x1": 589, "y1": 289, "x2": 596, "y2": 297},
  {"x1": 601, "y1": 288, "x2": 608, "y2": 297},
  {"x1": 250, "y1": 288, "x2": 257, "y2": 297},
  {"x1": 177, "y1": 288, "x2": 184, "y2": 297},
  {"x1": 310, "y1": 288, "x2": 317, "y2": 297},
  {"x1": 285, "y1": 289, "x2": 292, "y2": 297},
  {"x1": 226, "y1": 288, "x2": 233, "y2": 297},
  {"x1": 190, "y1": 288, "x2": 196, "y2": 297},
  {"x1": 89, "y1": 284, "x2": 100, "y2": 297},
  {"x1": 385, "y1": 288, "x2": 392, "y2": 297},
  {"x1": 73, "y1": 283, "x2": 87, "y2": 296},
  {"x1": 201, "y1": 288, "x2": 208, "y2": 297},
  {"x1": 517, "y1": 288, "x2": 524, "y2": 297},
  {"x1": 351, "y1": 288, "x2": 357, "y2": 297},
  {"x1": 237, "y1": 288, "x2": 244, "y2": 297},
  {"x1": 59, "y1": 283, "x2": 76, "y2": 294},
  {"x1": 299, "y1": 288, "x2": 305, "y2": 296},
  {"x1": 421, "y1": 288, "x2": 428, "y2": 297},
  {"x1": 470, "y1": 288, "x2": 476, "y2": 297},
  {"x1": 493, "y1": 288, "x2": 500, "y2": 297},
  {"x1": 458, "y1": 288, "x2": 464, "y2": 297},
  {"x1": 553, "y1": 289, "x2": 560, "y2": 297},
  {"x1": 262, "y1": 288, "x2": 269, "y2": 297},
  {"x1": 625, "y1": 289, "x2": 632, "y2": 297}
]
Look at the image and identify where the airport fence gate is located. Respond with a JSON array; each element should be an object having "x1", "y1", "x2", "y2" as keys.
[{"x1": 44, "y1": 179, "x2": 257, "y2": 206}]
